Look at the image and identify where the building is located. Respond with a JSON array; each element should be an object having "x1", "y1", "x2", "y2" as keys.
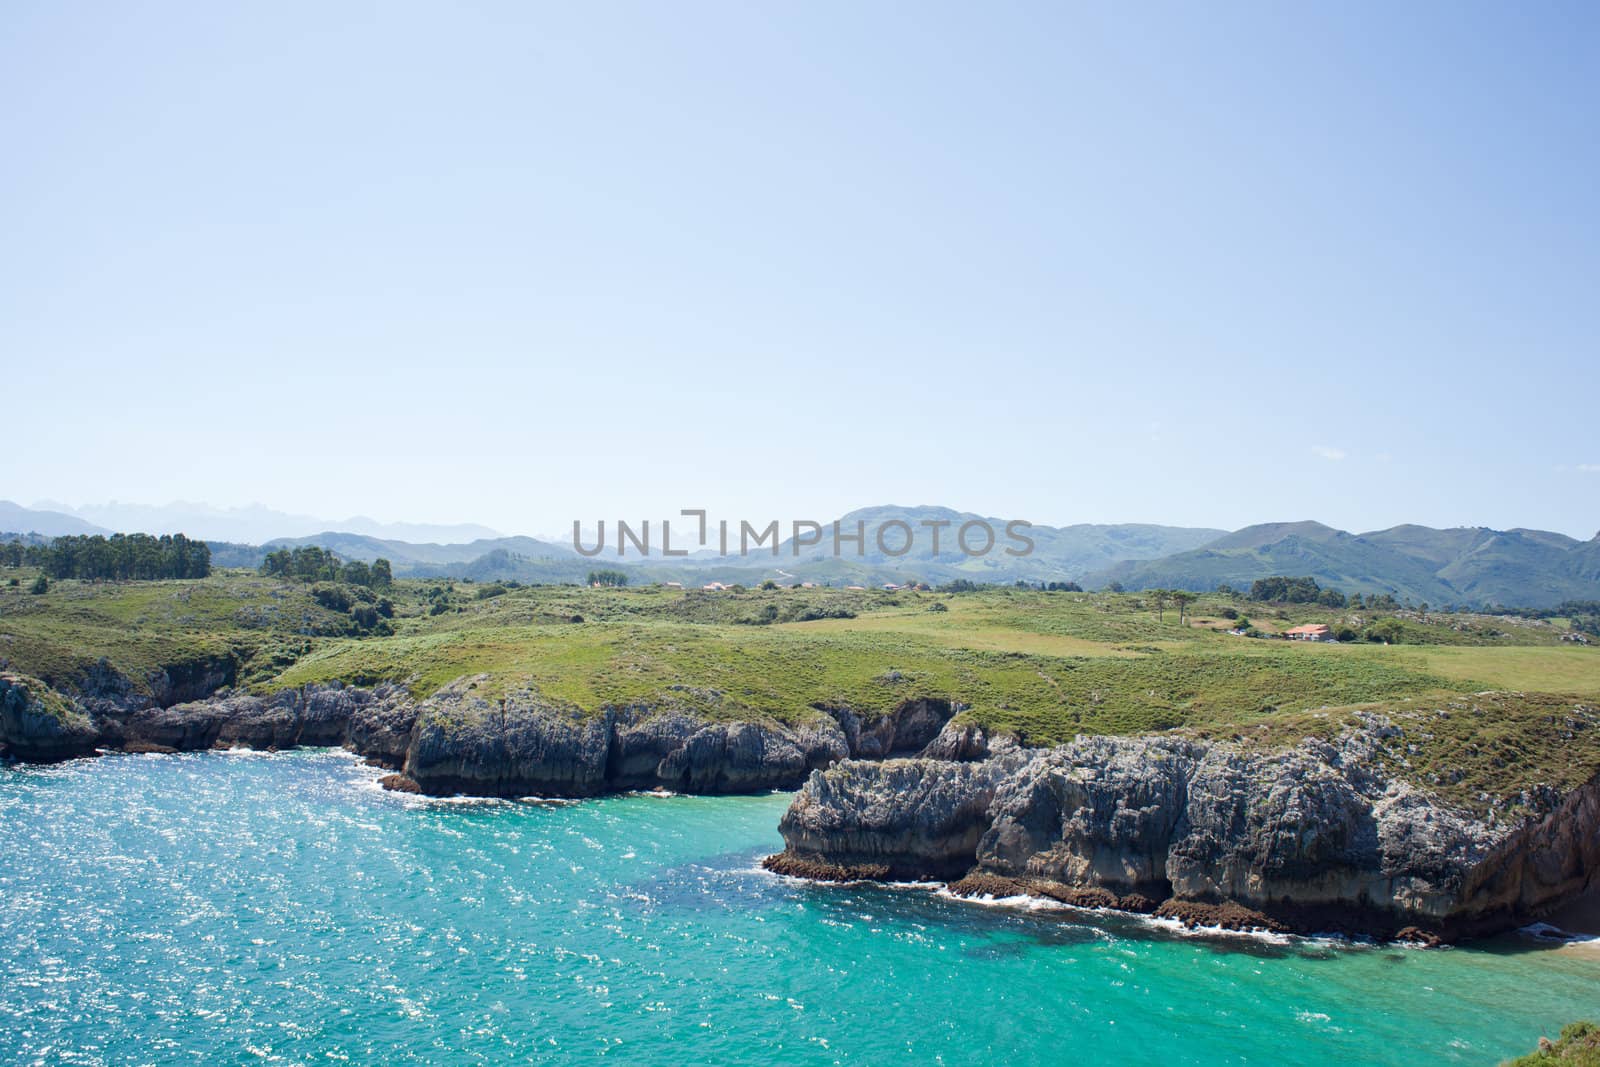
[{"x1": 1284, "y1": 624, "x2": 1333, "y2": 642}]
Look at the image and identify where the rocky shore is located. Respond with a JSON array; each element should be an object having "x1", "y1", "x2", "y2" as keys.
[
  {"x1": 764, "y1": 723, "x2": 1600, "y2": 943},
  {"x1": 0, "y1": 670, "x2": 961, "y2": 798},
  {"x1": 7, "y1": 666, "x2": 1598, "y2": 943}
]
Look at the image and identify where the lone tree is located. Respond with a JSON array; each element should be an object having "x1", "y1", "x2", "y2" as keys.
[
  {"x1": 1171, "y1": 590, "x2": 1196, "y2": 624},
  {"x1": 1148, "y1": 588, "x2": 1170, "y2": 622}
]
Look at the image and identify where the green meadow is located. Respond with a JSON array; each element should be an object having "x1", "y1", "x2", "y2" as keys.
[{"x1": 3, "y1": 570, "x2": 1596, "y2": 806}]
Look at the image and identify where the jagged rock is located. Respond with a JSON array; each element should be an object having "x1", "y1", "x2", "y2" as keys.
[
  {"x1": 0, "y1": 672, "x2": 99, "y2": 762},
  {"x1": 346, "y1": 686, "x2": 418, "y2": 768},
  {"x1": 770, "y1": 722, "x2": 1600, "y2": 941},
  {"x1": 980, "y1": 736, "x2": 1198, "y2": 898},
  {"x1": 402, "y1": 682, "x2": 615, "y2": 797},
  {"x1": 773, "y1": 753, "x2": 1030, "y2": 879},
  {"x1": 822, "y1": 699, "x2": 956, "y2": 759},
  {"x1": 98, "y1": 683, "x2": 392, "y2": 754},
  {"x1": 920, "y1": 719, "x2": 1002, "y2": 761},
  {"x1": 7, "y1": 665, "x2": 933, "y2": 798}
]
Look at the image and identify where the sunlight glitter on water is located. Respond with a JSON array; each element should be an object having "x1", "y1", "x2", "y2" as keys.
[{"x1": 2, "y1": 750, "x2": 1597, "y2": 1066}]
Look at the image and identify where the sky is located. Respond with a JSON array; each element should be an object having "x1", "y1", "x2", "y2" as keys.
[{"x1": 3, "y1": 1, "x2": 1597, "y2": 539}]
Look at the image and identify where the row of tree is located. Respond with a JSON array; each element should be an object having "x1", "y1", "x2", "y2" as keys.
[
  {"x1": 0, "y1": 533, "x2": 211, "y2": 580},
  {"x1": 1245, "y1": 576, "x2": 1346, "y2": 606},
  {"x1": 1145, "y1": 588, "x2": 1198, "y2": 623},
  {"x1": 260, "y1": 546, "x2": 392, "y2": 588}
]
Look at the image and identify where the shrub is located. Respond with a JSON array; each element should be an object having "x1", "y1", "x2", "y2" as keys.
[
  {"x1": 1365, "y1": 618, "x2": 1405, "y2": 644},
  {"x1": 312, "y1": 585, "x2": 352, "y2": 613},
  {"x1": 29, "y1": 575, "x2": 49, "y2": 595}
]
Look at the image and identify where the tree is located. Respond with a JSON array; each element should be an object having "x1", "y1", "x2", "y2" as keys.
[
  {"x1": 1148, "y1": 588, "x2": 1170, "y2": 622},
  {"x1": 1248, "y1": 575, "x2": 1341, "y2": 605},
  {"x1": 1171, "y1": 590, "x2": 1196, "y2": 624},
  {"x1": 31, "y1": 533, "x2": 210, "y2": 581},
  {"x1": 370, "y1": 558, "x2": 393, "y2": 588},
  {"x1": 588, "y1": 569, "x2": 628, "y2": 588},
  {"x1": 29, "y1": 575, "x2": 49, "y2": 595},
  {"x1": 1365, "y1": 618, "x2": 1405, "y2": 644},
  {"x1": 1106, "y1": 581, "x2": 1125, "y2": 593}
]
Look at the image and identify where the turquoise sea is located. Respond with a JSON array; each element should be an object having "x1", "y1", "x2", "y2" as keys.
[{"x1": 2, "y1": 750, "x2": 1596, "y2": 1066}]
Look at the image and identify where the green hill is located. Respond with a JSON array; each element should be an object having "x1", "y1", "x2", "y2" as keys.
[{"x1": 1094, "y1": 522, "x2": 1600, "y2": 608}]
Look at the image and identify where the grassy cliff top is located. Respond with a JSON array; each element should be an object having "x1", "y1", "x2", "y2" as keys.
[{"x1": 3, "y1": 572, "x2": 1597, "y2": 798}]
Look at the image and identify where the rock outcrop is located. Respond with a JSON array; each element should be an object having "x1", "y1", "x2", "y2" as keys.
[
  {"x1": 766, "y1": 721, "x2": 1600, "y2": 941},
  {"x1": 0, "y1": 672, "x2": 100, "y2": 762},
  {"x1": 393, "y1": 678, "x2": 886, "y2": 797},
  {"x1": 3, "y1": 666, "x2": 958, "y2": 800}
]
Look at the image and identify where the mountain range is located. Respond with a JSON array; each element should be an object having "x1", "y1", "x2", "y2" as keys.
[
  {"x1": 9, "y1": 500, "x2": 500, "y2": 545},
  {"x1": 5, "y1": 501, "x2": 1597, "y2": 608}
]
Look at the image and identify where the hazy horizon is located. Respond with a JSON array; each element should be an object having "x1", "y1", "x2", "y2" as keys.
[{"x1": 8, "y1": 495, "x2": 1597, "y2": 544}]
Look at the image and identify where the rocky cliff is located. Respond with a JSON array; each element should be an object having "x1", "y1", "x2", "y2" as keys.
[
  {"x1": 0, "y1": 667, "x2": 959, "y2": 799},
  {"x1": 765, "y1": 719, "x2": 1600, "y2": 942},
  {"x1": 0, "y1": 672, "x2": 100, "y2": 762}
]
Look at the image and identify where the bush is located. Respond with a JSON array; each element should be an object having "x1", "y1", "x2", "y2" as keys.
[
  {"x1": 1219, "y1": 607, "x2": 1239, "y2": 620},
  {"x1": 1365, "y1": 618, "x2": 1405, "y2": 644},
  {"x1": 927, "y1": 602, "x2": 949, "y2": 613},
  {"x1": 312, "y1": 585, "x2": 352, "y2": 612},
  {"x1": 29, "y1": 575, "x2": 49, "y2": 595}
]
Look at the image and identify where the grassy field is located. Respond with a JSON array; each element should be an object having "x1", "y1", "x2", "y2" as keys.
[{"x1": 2, "y1": 570, "x2": 1597, "y2": 803}]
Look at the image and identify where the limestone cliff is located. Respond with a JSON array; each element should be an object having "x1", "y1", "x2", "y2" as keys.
[
  {"x1": 6, "y1": 669, "x2": 958, "y2": 799},
  {"x1": 766, "y1": 719, "x2": 1600, "y2": 941},
  {"x1": 0, "y1": 672, "x2": 100, "y2": 762}
]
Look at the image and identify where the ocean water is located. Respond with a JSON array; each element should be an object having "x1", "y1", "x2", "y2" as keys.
[{"x1": 2, "y1": 751, "x2": 1596, "y2": 1066}]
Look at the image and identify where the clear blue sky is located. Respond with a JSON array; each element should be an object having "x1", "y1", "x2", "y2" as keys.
[{"x1": 3, "y1": 1, "x2": 1596, "y2": 538}]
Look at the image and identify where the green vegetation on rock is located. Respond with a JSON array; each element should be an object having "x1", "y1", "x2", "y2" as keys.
[{"x1": 1503, "y1": 1022, "x2": 1600, "y2": 1067}]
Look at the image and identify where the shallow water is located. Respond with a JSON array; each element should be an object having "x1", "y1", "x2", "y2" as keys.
[{"x1": 1, "y1": 750, "x2": 1595, "y2": 1065}]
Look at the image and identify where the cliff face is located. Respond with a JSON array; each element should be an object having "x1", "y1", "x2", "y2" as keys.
[
  {"x1": 767, "y1": 721, "x2": 1600, "y2": 941},
  {"x1": 0, "y1": 672, "x2": 100, "y2": 762},
  {"x1": 6, "y1": 670, "x2": 958, "y2": 800}
]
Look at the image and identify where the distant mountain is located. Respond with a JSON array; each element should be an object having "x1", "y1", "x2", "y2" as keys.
[
  {"x1": 770, "y1": 505, "x2": 1226, "y2": 584},
  {"x1": 1092, "y1": 521, "x2": 1600, "y2": 608},
  {"x1": 240, "y1": 506, "x2": 1223, "y2": 587},
  {"x1": 261, "y1": 532, "x2": 577, "y2": 574},
  {"x1": 0, "y1": 501, "x2": 111, "y2": 537},
  {"x1": 31, "y1": 500, "x2": 501, "y2": 545},
  {"x1": 18, "y1": 494, "x2": 1590, "y2": 608}
]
